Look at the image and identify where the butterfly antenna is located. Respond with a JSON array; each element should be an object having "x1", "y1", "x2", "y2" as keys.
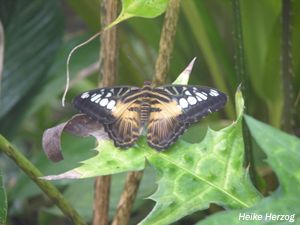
[
  {"x1": 128, "y1": 56, "x2": 147, "y2": 80},
  {"x1": 150, "y1": 57, "x2": 173, "y2": 78},
  {"x1": 193, "y1": 63, "x2": 208, "y2": 86}
]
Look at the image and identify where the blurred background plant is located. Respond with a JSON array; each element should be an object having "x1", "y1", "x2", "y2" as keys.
[{"x1": 0, "y1": 0, "x2": 299, "y2": 224}]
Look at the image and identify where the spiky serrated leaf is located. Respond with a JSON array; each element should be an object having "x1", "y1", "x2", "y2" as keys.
[
  {"x1": 43, "y1": 88, "x2": 262, "y2": 224},
  {"x1": 196, "y1": 116, "x2": 300, "y2": 224}
]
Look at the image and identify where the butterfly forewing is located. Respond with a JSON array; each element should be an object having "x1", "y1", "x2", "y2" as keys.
[
  {"x1": 73, "y1": 86, "x2": 140, "y2": 124},
  {"x1": 154, "y1": 85, "x2": 228, "y2": 123}
]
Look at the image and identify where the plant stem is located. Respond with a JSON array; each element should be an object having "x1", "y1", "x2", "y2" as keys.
[
  {"x1": 0, "y1": 134, "x2": 86, "y2": 225},
  {"x1": 152, "y1": 0, "x2": 181, "y2": 86},
  {"x1": 281, "y1": 0, "x2": 294, "y2": 133},
  {"x1": 93, "y1": 1, "x2": 120, "y2": 225},
  {"x1": 111, "y1": 170, "x2": 144, "y2": 225},
  {"x1": 231, "y1": 0, "x2": 257, "y2": 188}
]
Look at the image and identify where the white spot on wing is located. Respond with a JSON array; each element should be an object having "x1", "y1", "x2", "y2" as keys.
[
  {"x1": 91, "y1": 94, "x2": 102, "y2": 102},
  {"x1": 196, "y1": 96, "x2": 202, "y2": 101},
  {"x1": 81, "y1": 92, "x2": 90, "y2": 99},
  {"x1": 185, "y1": 90, "x2": 192, "y2": 95},
  {"x1": 105, "y1": 92, "x2": 112, "y2": 97},
  {"x1": 179, "y1": 98, "x2": 188, "y2": 108},
  {"x1": 106, "y1": 100, "x2": 116, "y2": 109},
  {"x1": 209, "y1": 89, "x2": 219, "y2": 96},
  {"x1": 195, "y1": 92, "x2": 207, "y2": 100},
  {"x1": 99, "y1": 98, "x2": 109, "y2": 107},
  {"x1": 187, "y1": 96, "x2": 197, "y2": 105}
]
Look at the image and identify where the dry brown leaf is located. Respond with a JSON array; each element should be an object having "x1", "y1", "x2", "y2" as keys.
[{"x1": 42, "y1": 114, "x2": 108, "y2": 163}]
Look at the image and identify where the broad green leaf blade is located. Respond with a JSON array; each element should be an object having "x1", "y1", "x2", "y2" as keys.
[
  {"x1": 244, "y1": 115, "x2": 300, "y2": 196},
  {"x1": 0, "y1": 0, "x2": 63, "y2": 118},
  {"x1": 0, "y1": 167, "x2": 7, "y2": 225},
  {"x1": 43, "y1": 88, "x2": 262, "y2": 225},
  {"x1": 105, "y1": 0, "x2": 167, "y2": 30},
  {"x1": 196, "y1": 116, "x2": 300, "y2": 224},
  {"x1": 0, "y1": 0, "x2": 63, "y2": 137}
]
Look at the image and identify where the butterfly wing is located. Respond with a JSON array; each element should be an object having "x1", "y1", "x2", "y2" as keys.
[
  {"x1": 147, "y1": 95, "x2": 190, "y2": 151},
  {"x1": 154, "y1": 85, "x2": 228, "y2": 123},
  {"x1": 73, "y1": 86, "x2": 144, "y2": 149},
  {"x1": 73, "y1": 86, "x2": 140, "y2": 124},
  {"x1": 104, "y1": 99, "x2": 143, "y2": 149},
  {"x1": 147, "y1": 85, "x2": 228, "y2": 150}
]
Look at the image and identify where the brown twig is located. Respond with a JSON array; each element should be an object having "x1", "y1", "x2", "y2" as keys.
[
  {"x1": 111, "y1": 170, "x2": 144, "y2": 225},
  {"x1": 93, "y1": 1, "x2": 120, "y2": 225},
  {"x1": 152, "y1": 0, "x2": 181, "y2": 86},
  {"x1": 111, "y1": 1, "x2": 181, "y2": 225}
]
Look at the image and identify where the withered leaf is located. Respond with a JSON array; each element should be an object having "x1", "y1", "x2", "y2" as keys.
[{"x1": 42, "y1": 114, "x2": 108, "y2": 163}]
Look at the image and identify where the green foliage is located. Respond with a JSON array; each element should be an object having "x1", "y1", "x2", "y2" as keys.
[
  {"x1": 0, "y1": 0, "x2": 64, "y2": 138},
  {"x1": 1, "y1": 0, "x2": 300, "y2": 224},
  {"x1": 0, "y1": 168, "x2": 7, "y2": 225},
  {"x1": 106, "y1": 0, "x2": 168, "y2": 29},
  {"x1": 195, "y1": 115, "x2": 300, "y2": 224}
]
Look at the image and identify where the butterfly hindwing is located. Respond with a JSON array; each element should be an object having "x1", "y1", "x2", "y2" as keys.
[
  {"x1": 154, "y1": 85, "x2": 228, "y2": 123},
  {"x1": 104, "y1": 99, "x2": 142, "y2": 149},
  {"x1": 73, "y1": 86, "x2": 140, "y2": 124},
  {"x1": 147, "y1": 95, "x2": 190, "y2": 150}
]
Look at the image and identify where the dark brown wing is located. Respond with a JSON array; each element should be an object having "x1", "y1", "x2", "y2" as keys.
[
  {"x1": 147, "y1": 97, "x2": 189, "y2": 151},
  {"x1": 73, "y1": 86, "x2": 140, "y2": 124},
  {"x1": 104, "y1": 99, "x2": 142, "y2": 149}
]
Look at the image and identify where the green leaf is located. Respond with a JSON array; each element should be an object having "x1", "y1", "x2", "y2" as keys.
[
  {"x1": 105, "y1": 0, "x2": 167, "y2": 30},
  {"x1": 196, "y1": 116, "x2": 300, "y2": 224},
  {"x1": 0, "y1": 167, "x2": 7, "y2": 225},
  {"x1": 43, "y1": 88, "x2": 262, "y2": 225},
  {"x1": 0, "y1": 0, "x2": 64, "y2": 137}
]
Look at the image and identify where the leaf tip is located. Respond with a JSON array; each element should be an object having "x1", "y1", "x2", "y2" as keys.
[
  {"x1": 40, "y1": 169, "x2": 83, "y2": 180},
  {"x1": 237, "y1": 82, "x2": 242, "y2": 92}
]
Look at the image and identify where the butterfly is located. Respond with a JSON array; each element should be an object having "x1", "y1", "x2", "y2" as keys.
[{"x1": 72, "y1": 59, "x2": 228, "y2": 151}]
